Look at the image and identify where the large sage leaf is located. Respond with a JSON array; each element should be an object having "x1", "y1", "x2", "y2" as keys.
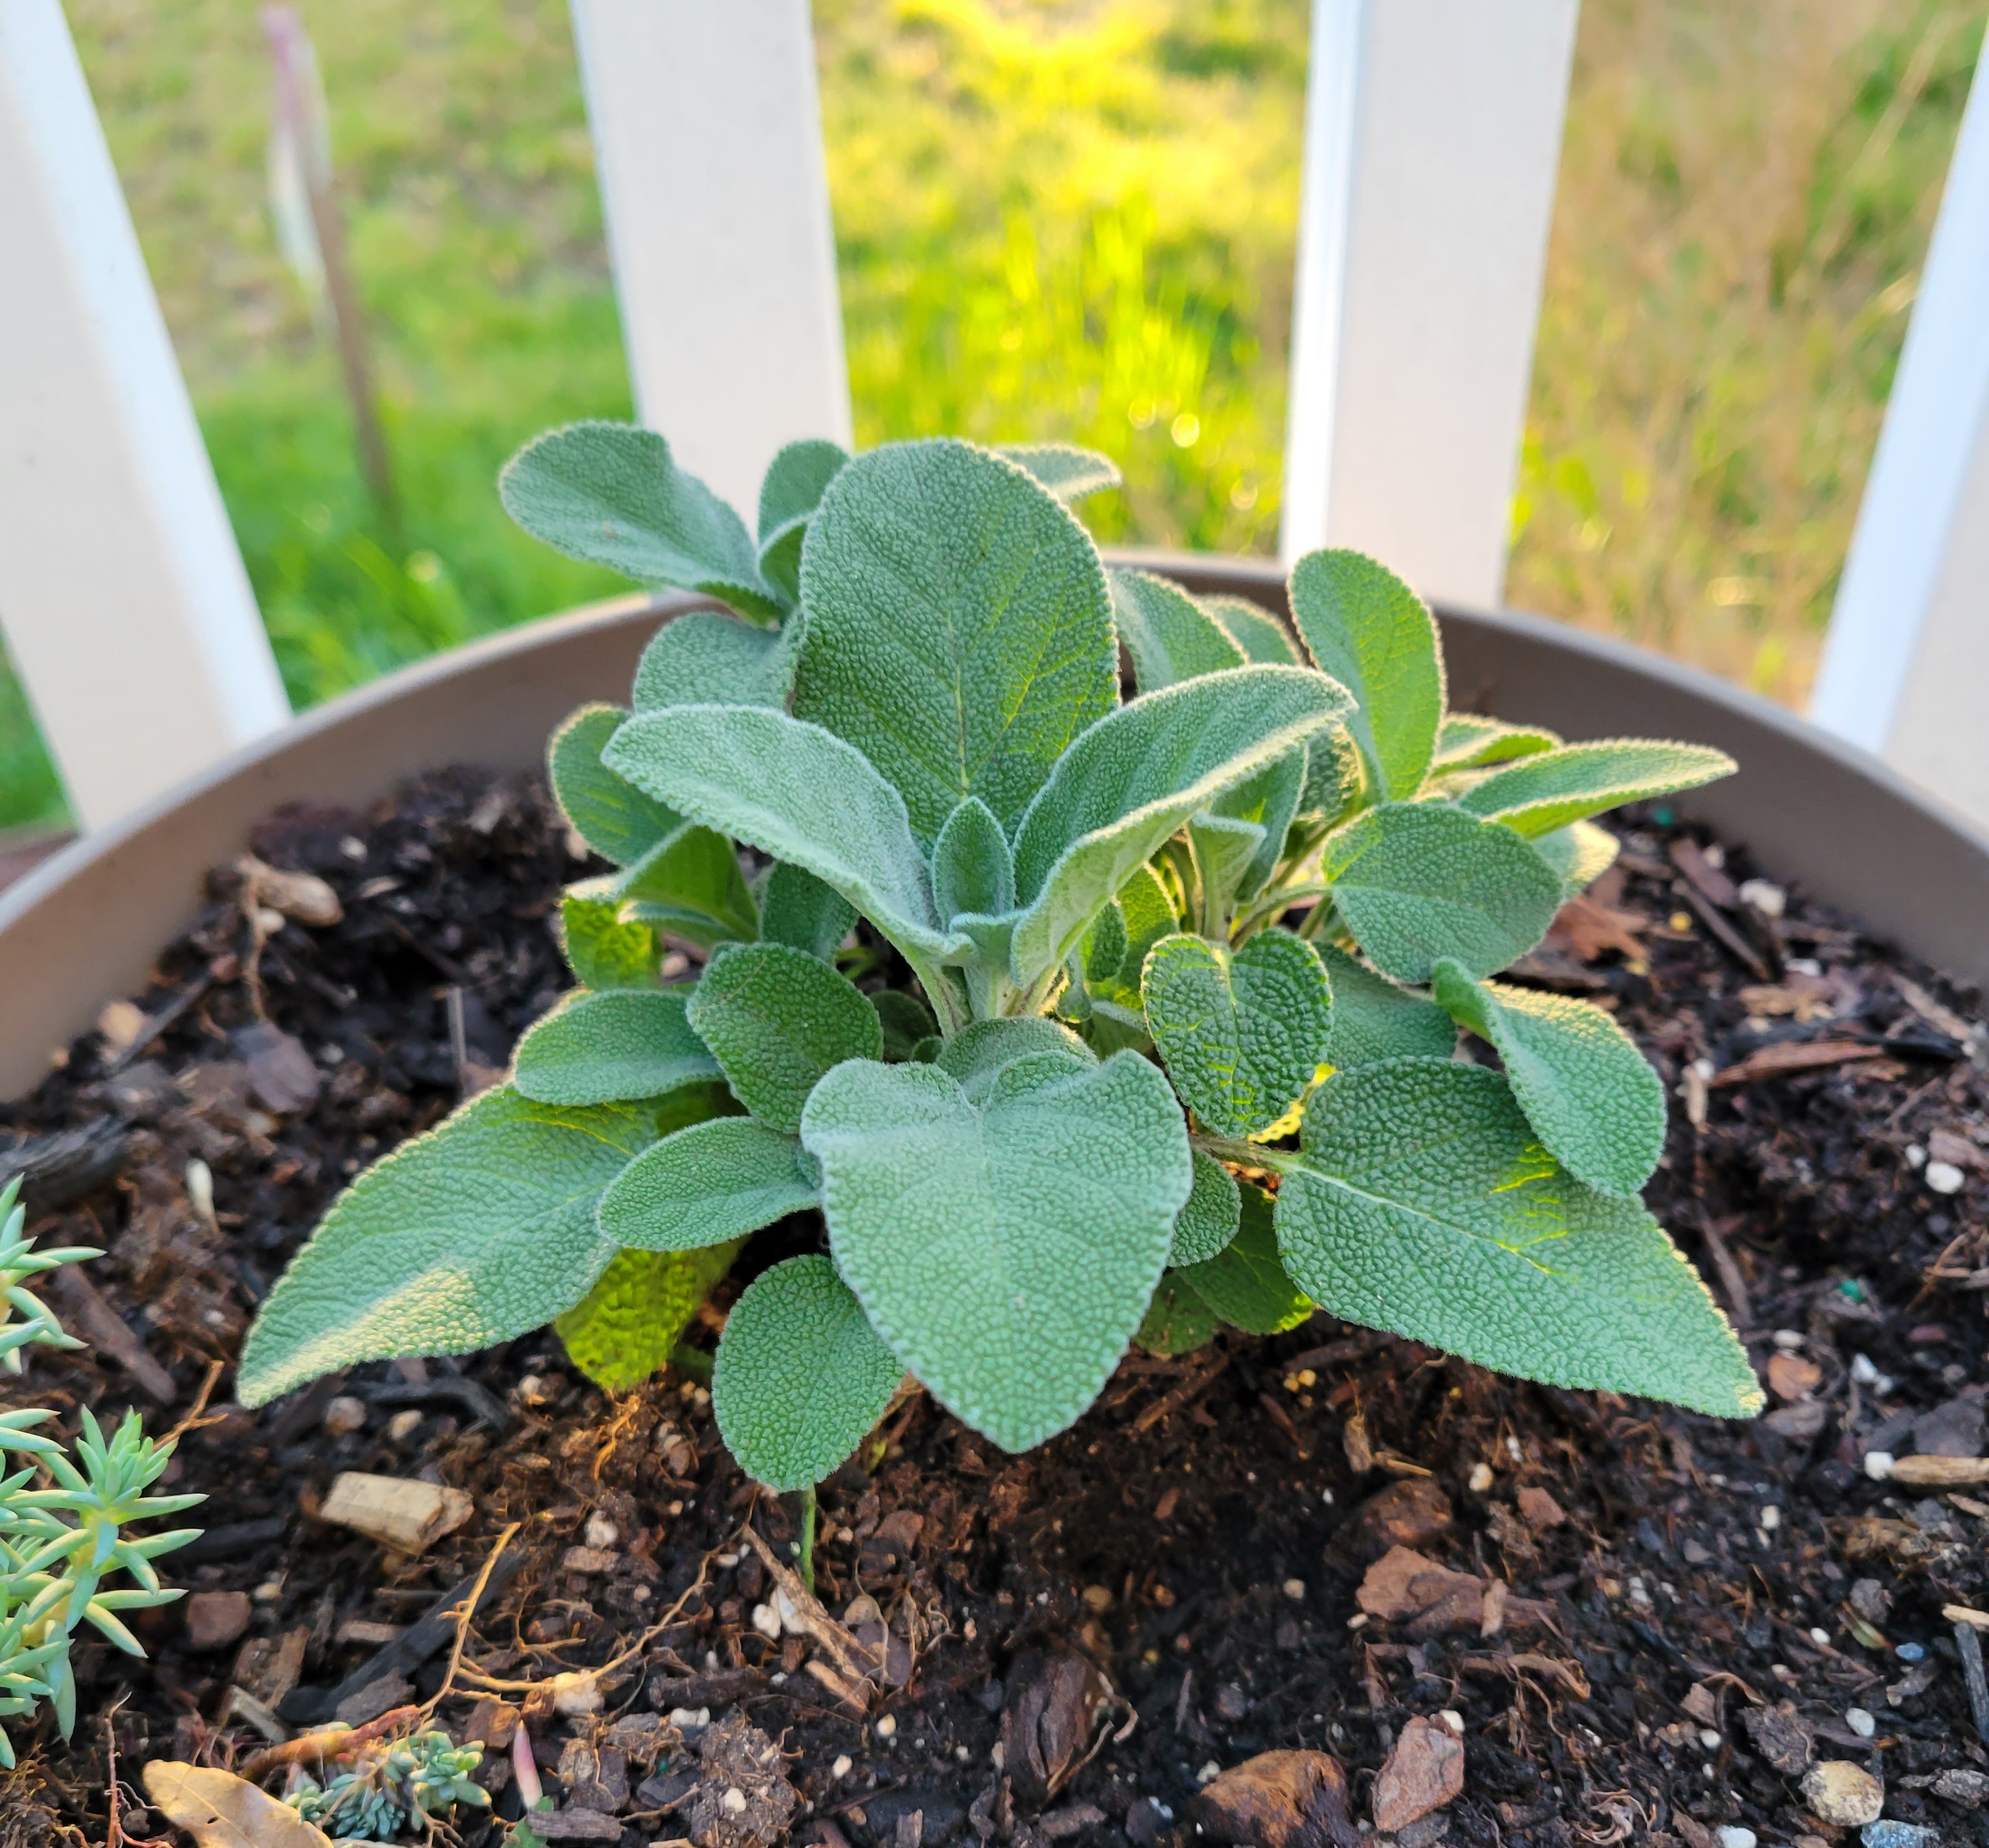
[
  {"x1": 601, "y1": 1116, "x2": 820, "y2": 1251},
  {"x1": 1431, "y1": 959, "x2": 1667, "y2": 1197},
  {"x1": 687, "y1": 942, "x2": 883, "y2": 1134},
  {"x1": 615, "y1": 825, "x2": 758, "y2": 949},
  {"x1": 1177, "y1": 1184, "x2": 1310, "y2": 1334},
  {"x1": 713, "y1": 1255, "x2": 905, "y2": 1491},
  {"x1": 513, "y1": 989, "x2": 721, "y2": 1107},
  {"x1": 499, "y1": 421, "x2": 778, "y2": 620},
  {"x1": 237, "y1": 1087, "x2": 654, "y2": 1404},
  {"x1": 602, "y1": 705, "x2": 960, "y2": 964},
  {"x1": 1008, "y1": 666, "x2": 1352, "y2": 987},
  {"x1": 800, "y1": 1051, "x2": 1191, "y2": 1452},
  {"x1": 1317, "y1": 945, "x2": 1455, "y2": 1068},
  {"x1": 1169, "y1": 1149, "x2": 1241, "y2": 1266},
  {"x1": 792, "y1": 439, "x2": 1117, "y2": 841},
  {"x1": 1288, "y1": 549, "x2": 1444, "y2": 799},
  {"x1": 994, "y1": 442, "x2": 1123, "y2": 502},
  {"x1": 632, "y1": 612, "x2": 793, "y2": 711},
  {"x1": 1321, "y1": 802, "x2": 1561, "y2": 983},
  {"x1": 1458, "y1": 740, "x2": 1736, "y2": 837},
  {"x1": 560, "y1": 882, "x2": 658, "y2": 991},
  {"x1": 758, "y1": 862, "x2": 857, "y2": 962},
  {"x1": 556, "y1": 1242, "x2": 741, "y2": 1392},
  {"x1": 1274, "y1": 1061, "x2": 1760, "y2": 1416},
  {"x1": 549, "y1": 704, "x2": 683, "y2": 868},
  {"x1": 1142, "y1": 929, "x2": 1331, "y2": 1137},
  {"x1": 1110, "y1": 568, "x2": 1245, "y2": 691},
  {"x1": 756, "y1": 438, "x2": 849, "y2": 607}
]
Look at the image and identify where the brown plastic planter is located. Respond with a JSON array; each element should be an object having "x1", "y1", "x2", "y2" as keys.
[{"x1": 1, "y1": 557, "x2": 1984, "y2": 1101}]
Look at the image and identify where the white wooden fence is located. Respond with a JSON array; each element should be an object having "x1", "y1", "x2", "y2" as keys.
[{"x1": 1, "y1": 0, "x2": 1985, "y2": 836}]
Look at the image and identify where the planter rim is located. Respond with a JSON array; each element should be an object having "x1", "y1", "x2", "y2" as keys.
[{"x1": 1, "y1": 555, "x2": 1983, "y2": 1101}]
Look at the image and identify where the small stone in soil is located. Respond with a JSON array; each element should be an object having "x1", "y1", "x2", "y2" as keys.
[
  {"x1": 1714, "y1": 1828, "x2": 1757, "y2": 1848},
  {"x1": 1933, "y1": 1769, "x2": 1989, "y2": 1807},
  {"x1": 322, "y1": 1395, "x2": 366, "y2": 1436},
  {"x1": 1799, "y1": 1762, "x2": 1885, "y2": 1828},
  {"x1": 1193, "y1": 1751, "x2": 1358, "y2": 1848},
  {"x1": 1371, "y1": 1717, "x2": 1464, "y2": 1834},
  {"x1": 182, "y1": 1590, "x2": 252, "y2": 1652},
  {"x1": 1861, "y1": 1826, "x2": 1938, "y2": 1848},
  {"x1": 1342, "y1": 1479, "x2": 1452, "y2": 1558},
  {"x1": 1515, "y1": 1486, "x2": 1565, "y2": 1528}
]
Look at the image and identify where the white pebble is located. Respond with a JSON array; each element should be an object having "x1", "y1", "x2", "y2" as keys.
[
  {"x1": 1737, "y1": 878, "x2": 1783, "y2": 917},
  {"x1": 585, "y1": 1514, "x2": 619, "y2": 1550},
  {"x1": 1759, "y1": 1506, "x2": 1780, "y2": 1531},
  {"x1": 1437, "y1": 1711, "x2": 1464, "y2": 1736},
  {"x1": 1846, "y1": 1708, "x2": 1875, "y2": 1738},
  {"x1": 669, "y1": 1707, "x2": 711, "y2": 1733},
  {"x1": 1809, "y1": 1626, "x2": 1831, "y2": 1647},
  {"x1": 831, "y1": 1756, "x2": 853, "y2": 1779},
  {"x1": 322, "y1": 1395, "x2": 367, "y2": 1436},
  {"x1": 1716, "y1": 1828, "x2": 1757, "y2": 1848},
  {"x1": 721, "y1": 1788, "x2": 749, "y2": 1817},
  {"x1": 1196, "y1": 1762, "x2": 1222, "y2": 1786},
  {"x1": 750, "y1": 1603, "x2": 782, "y2": 1641},
  {"x1": 1698, "y1": 1728, "x2": 1721, "y2": 1750},
  {"x1": 1864, "y1": 1451, "x2": 1896, "y2": 1482},
  {"x1": 385, "y1": 1409, "x2": 422, "y2": 1443},
  {"x1": 1468, "y1": 1462, "x2": 1494, "y2": 1491},
  {"x1": 1771, "y1": 1329, "x2": 1804, "y2": 1351},
  {"x1": 1905, "y1": 1145, "x2": 1928, "y2": 1170},
  {"x1": 1283, "y1": 1579, "x2": 1306, "y2": 1602},
  {"x1": 875, "y1": 1714, "x2": 896, "y2": 1739},
  {"x1": 1927, "y1": 1161, "x2": 1965, "y2": 1195}
]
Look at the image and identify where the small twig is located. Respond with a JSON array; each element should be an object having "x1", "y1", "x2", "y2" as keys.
[
  {"x1": 1694, "y1": 1210, "x2": 1751, "y2": 1329},
  {"x1": 1131, "y1": 1352, "x2": 1229, "y2": 1436},
  {"x1": 1956, "y1": 1618, "x2": 1989, "y2": 1746},
  {"x1": 422, "y1": 1521, "x2": 522, "y2": 1718},
  {"x1": 160, "y1": 1359, "x2": 228, "y2": 1448},
  {"x1": 237, "y1": 1703, "x2": 422, "y2": 1786},
  {"x1": 454, "y1": 1555, "x2": 715, "y2": 1694},
  {"x1": 104, "y1": 972, "x2": 214, "y2": 1076}
]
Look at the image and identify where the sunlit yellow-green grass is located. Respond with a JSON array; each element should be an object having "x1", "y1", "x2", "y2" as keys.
[{"x1": 0, "y1": 0, "x2": 1977, "y2": 829}]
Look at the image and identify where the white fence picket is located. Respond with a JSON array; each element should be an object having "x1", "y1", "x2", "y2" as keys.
[
  {"x1": 1281, "y1": 0, "x2": 1581, "y2": 611},
  {"x1": 568, "y1": 0, "x2": 853, "y2": 522},
  {"x1": 1810, "y1": 53, "x2": 1989, "y2": 831},
  {"x1": 0, "y1": 1, "x2": 287, "y2": 835}
]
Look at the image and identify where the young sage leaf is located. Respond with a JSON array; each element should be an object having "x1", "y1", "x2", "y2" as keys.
[
  {"x1": 1275, "y1": 1061, "x2": 1760, "y2": 1416},
  {"x1": 793, "y1": 439, "x2": 1117, "y2": 841},
  {"x1": 632, "y1": 612, "x2": 794, "y2": 711},
  {"x1": 513, "y1": 989, "x2": 722, "y2": 1107},
  {"x1": 1134, "y1": 1272, "x2": 1218, "y2": 1357},
  {"x1": 801, "y1": 1051, "x2": 1191, "y2": 1452},
  {"x1": 1531, "y1": 818, "x2": 1621, "y2": 899},
  {"x1": 237, "y1": 1087, "x2": 656, "y2": 1405},
  {"x1": 1169, "y1": 1149, "x2": 1242, "y2": 1266},
  {"x1": 1321, "y1": 802, "x2": 1562, "y2": 983},
  {"x1": 756, "y1": 438, "x2": 850, "y2": 607},
  {"x1": 1202, "y1": 593, "x2": 1300, "y2": 666},
  {"x1": 994, "y1": 442, "x2": 1123, "y2": 502},
  {"x1": 1317, "y1": 945, "x2": 1456, "y2": 1068},
  {"x1": 1430, "y1": 959, "x2": 1667, "y2": 1197},
  {"x1": 602, "y1": 704, "x2": 961, "y2": 966},
  {"x1": 1143, "y1": 928, "x2": 1332, "y2": 1137},
  {"x1": 556, "y1": 1242, "x2": 743, "y2": 1393},
  {"x1": 615, "y1": 824, "x2": 759, "y2": 949},
  {"x1": 1288, "y1": 549, "x2": 1444, "y2": 799},
  {"x1": 549, "y1": 704, "x2": 683, "y2": 868},
  {"x1": 560, "y1": 883, "x2": 658, "y2": 991},
  {"x1": 1008, "y1": 666, "x2": 1352, "y2": 987},
  {"x1": 499, "y1": 420, "x2": 778, "y2": 620},
  {"x1": 758, "y1": 862, "x2": 858, "y2": 962},
  {"x1": 1177, "y1": 1184, "x2": 1310, "y2": 1334},
  {"x1": 1109, "y1": 568, "x2": 1245, "y2": 692},
  {"x1": 1458, "y1": 739, "x2": 1736, "y2": 837},
  {"x1": 932, "y1": 796, "x2": 1017, "y2": 924},
  {"x1": 713, "y1": 1255, "x2": 906, "y2": 1491},
  {"x1": 936, "y1": 1016, "x2": 1096, "y2": 1103},
  {"x1": 599, "y1": 1116, "x2": 820, "y2": 1251},
  {"x1": 687, "y1": 941, "x2": 883, "y2": 1134},
  {"x1": 1433, "y1": 713, "x2": 1561, "y2": 770}
]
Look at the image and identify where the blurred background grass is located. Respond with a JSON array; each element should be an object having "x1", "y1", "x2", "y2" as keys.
[{"x1": 0, "y1": 0, "x2": 1980, "y2": 830}]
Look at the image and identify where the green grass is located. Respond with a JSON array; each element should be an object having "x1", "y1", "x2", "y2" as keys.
[{"x1": 0, "y1": 0, "x2": 1977, "y2": 828}]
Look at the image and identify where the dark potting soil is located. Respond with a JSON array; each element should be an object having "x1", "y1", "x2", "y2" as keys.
[{"x1": 3, "y1": 763, "x2": 1988, "y2": 1848}]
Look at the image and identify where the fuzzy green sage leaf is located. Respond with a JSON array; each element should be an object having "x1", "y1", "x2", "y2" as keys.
[
  {"x1": 557, "y1": 1242, "x2": 743, "y2": 1393},
  {"x1": 599, "y1": 1116, "x2": 820, "y2": 1251},
  {"x1": 1458, "y1": 740, "x2": 1736, "y2": 838},
  {"x1": 513, "y1": 988, "x2": 722, "y2": 1107}
]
